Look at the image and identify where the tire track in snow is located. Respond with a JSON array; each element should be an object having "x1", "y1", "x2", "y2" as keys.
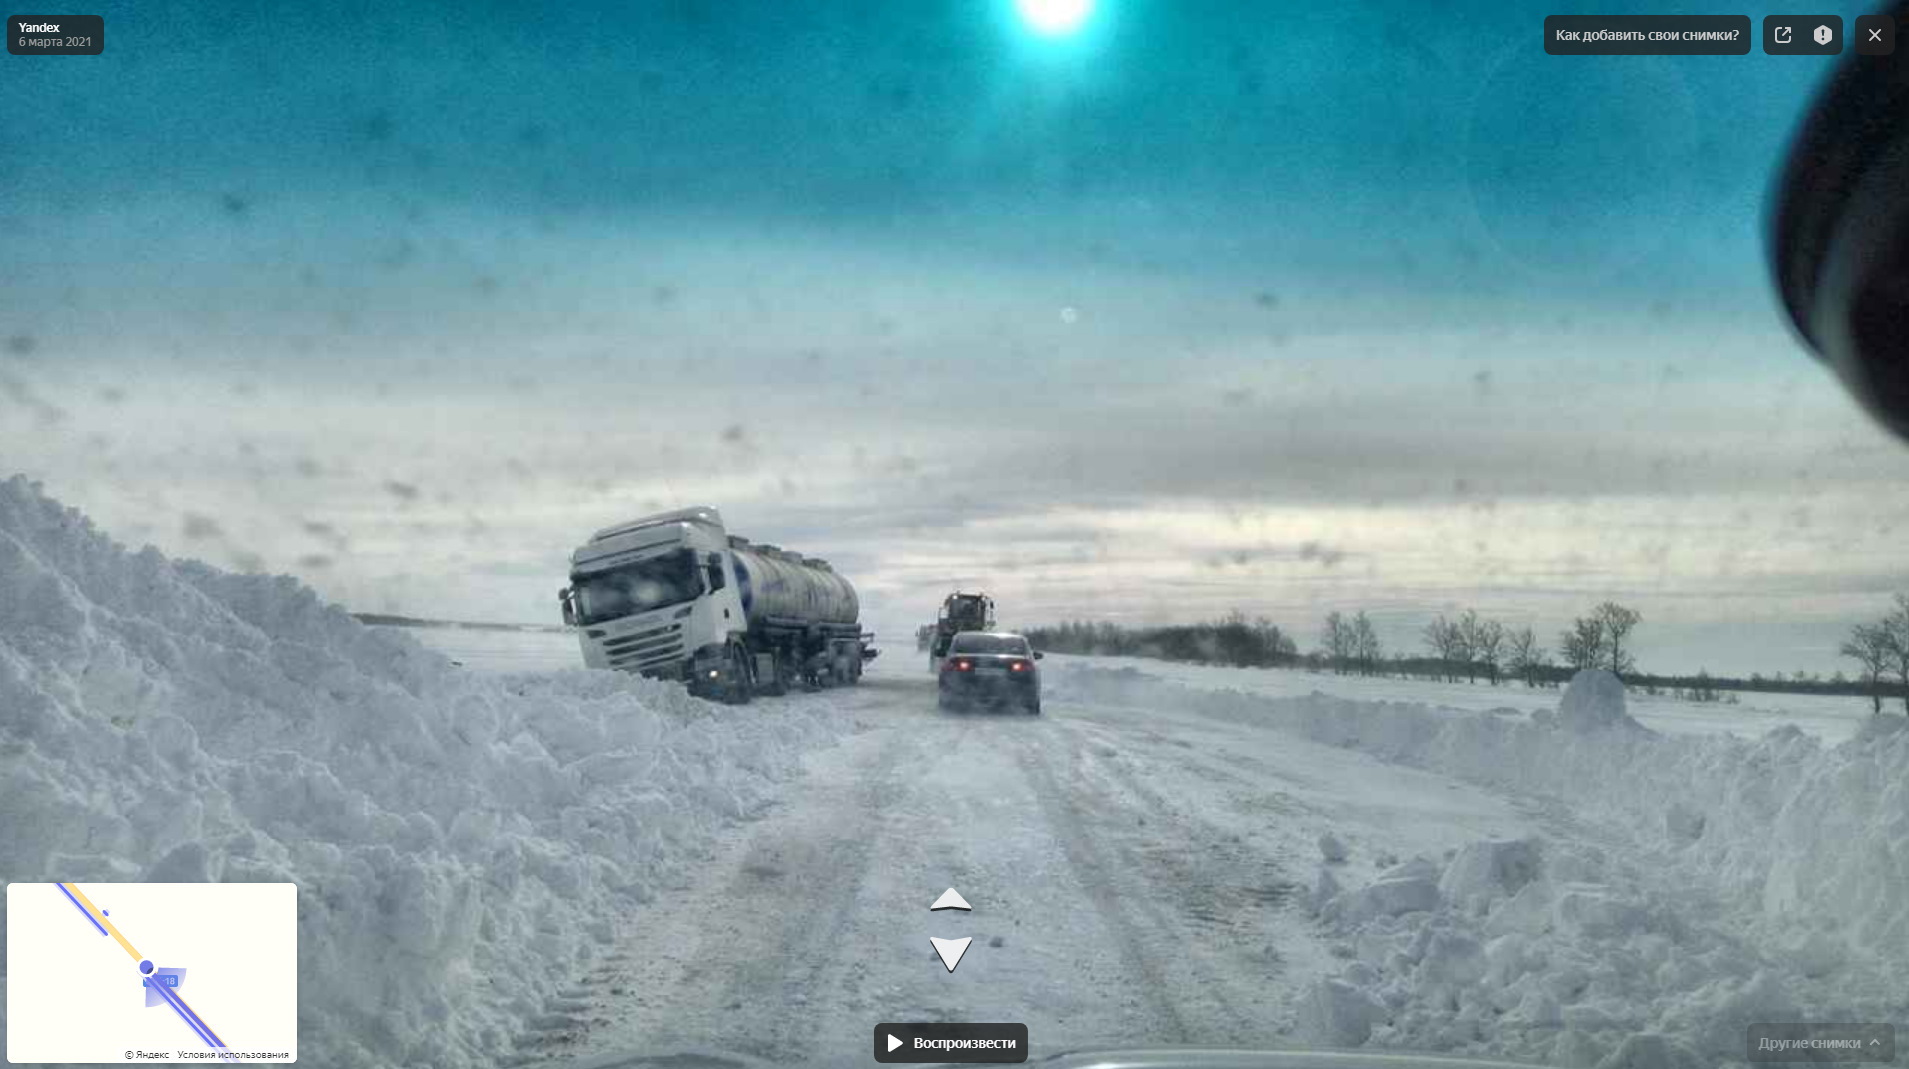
[
  {"x1": 1082, "y1": 730, "x2": 1303, "y2": 936},
  {"x1": 643, "y1": 723, "x2": 905, "y2": 1062},
  {"x1": 1012, "y1": 707, "x2": 1310, "y2": 1046},
  {"x1": 1011, "y1": 724, "x2": 1192, "y2": 1041},
  {"x1": 513, "y1": 682, "x2": 908, "y2": 1064},
  {"x1": 526, "y1": 663, "x2": 1338, "y2": 1065},
  {"x1": 700, "y1": 724, "x2": 910, "y2": 1060}
]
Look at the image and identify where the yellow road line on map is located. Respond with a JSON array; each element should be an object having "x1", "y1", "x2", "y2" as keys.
[{"x1": 61, "y1": 883, "x2": 143, "y2": 962}]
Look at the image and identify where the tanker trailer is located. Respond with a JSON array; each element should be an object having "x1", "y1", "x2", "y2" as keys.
[{"x1": 556, "y1": 506, "x2": 876, "y2": 703}]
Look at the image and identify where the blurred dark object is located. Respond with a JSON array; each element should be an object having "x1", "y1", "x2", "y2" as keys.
[{"x1": 1773, "y1": 6, "x2": 1909, "y2": 441}]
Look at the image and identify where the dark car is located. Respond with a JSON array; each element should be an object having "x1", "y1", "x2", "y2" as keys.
[{"x1": 937, "y1": 631, "x2": 1043, "y2": 714}]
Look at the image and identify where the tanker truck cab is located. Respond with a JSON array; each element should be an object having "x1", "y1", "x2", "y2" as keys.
[
  {"x1": 558, "y1": 505, "x2": 873, "y2": 703},
  {"x1": 558, "y1": 506, "x2": 753, "y2": 698}
]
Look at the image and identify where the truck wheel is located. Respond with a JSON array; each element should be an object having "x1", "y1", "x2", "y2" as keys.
[
  {"x1": 726, "y1": 645, "x2": 755, "y2": 705},
  {"x1": 759, "y1": 652, "x2": 788, "y2": 697}
]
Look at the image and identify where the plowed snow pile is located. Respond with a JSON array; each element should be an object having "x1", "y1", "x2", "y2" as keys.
[
  {"x1": 1055, "y1": 664, "x2": 1909, "y2": 1067},
  {"x1": 0, "y1": 476, "x2": 847, "y2": 1067}
]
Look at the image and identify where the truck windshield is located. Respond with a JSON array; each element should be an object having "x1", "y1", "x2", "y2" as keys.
[
  {"x1": 943, "y1": 599, "x2": 985, "y2": 620},
  {"x1": 572, "y1": 550, "x2": 702, "y2": 625}
]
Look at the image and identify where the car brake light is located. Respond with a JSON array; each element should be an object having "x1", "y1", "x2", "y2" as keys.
[
  {"x1": 954, "y1": 659, "x2": 973, "y2": 672},
  {"x1": 1010, "y1": 660, "x2": 1029, "y2": 672}
]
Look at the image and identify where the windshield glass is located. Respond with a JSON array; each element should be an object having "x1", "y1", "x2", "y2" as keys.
[
  {"x1": 942, "y1": 597, "x2": 988, "y2": 620},
  {"x1": 573, "y1": 550, "x2": 701, "y2": 624},
  {"x1": 950, "y1": 633, "x2": 1030, "y2": 655},
  {"x1": 10, "y1": 3, "x2": 1909, "y2": 1068}
]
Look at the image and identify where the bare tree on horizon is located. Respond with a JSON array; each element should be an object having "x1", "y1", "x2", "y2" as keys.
[
  {"x1": 1561, "y1": 616, "x2": 1604, "y2": 673},
  {"x1": 1351, "y1": 610, "x2": 1382, "y2": 677},
  {"x1": 1841, "y1": 621, "x2": 1894, "y2": 715},
  {"x1": 1507, "y1": 625, "x2": 1548, "y2": 688},
  {"x1": 1423, "y1": 615, "x2": 1461, "y2": 683},
  {"x1": 1884, "y1": 594, "x2": 1909, "y2": 715},
  {"x1": 1594, "y1": 602, "x2": 1642, "y2": 680}
]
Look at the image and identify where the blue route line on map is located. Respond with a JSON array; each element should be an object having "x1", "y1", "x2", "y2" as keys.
[
  {"x1": 172, "y1": 987, "x2": 224, "y2": 1048},
  {"x1": 153, "y1": 979, "x2": 217, "y2": 1047},
  {"x1": 150, "y1": 970, "x2": 234, "y2": 1062},
  {"x1": 57, "y1": 882, "x2": 108, "y2": 936},
  {"x1": 56, "y1": 883, "x2": 235, "y2": 1062}
]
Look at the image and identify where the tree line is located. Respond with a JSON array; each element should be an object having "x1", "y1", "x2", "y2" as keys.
[
  {"x1": 1424, "y1": 603, "x2": 1638, "y2": 685},
  {"x1": 1025, "y1": 613, "x2": 1298, "y2": 669},
  {"x1": 1315, "y1": 602, "x2": 1640, "y2": 688},
  {"x1": 1029, "y1": 597, "x2": 1909, "y2": 710}
]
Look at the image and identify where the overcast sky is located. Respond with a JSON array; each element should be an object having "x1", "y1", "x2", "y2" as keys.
[{"x1": 5, "y1": 0, "x2": 1906, "y2": 676}]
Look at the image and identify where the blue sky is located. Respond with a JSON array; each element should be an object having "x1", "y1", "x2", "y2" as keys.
[{"x1": 5, "y1": 1, "x2": 1906, "y2": 676}]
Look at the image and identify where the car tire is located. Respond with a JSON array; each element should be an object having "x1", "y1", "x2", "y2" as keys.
[{"x1": 1027, "y1": 697, "x2": 1041, "y2": 715}]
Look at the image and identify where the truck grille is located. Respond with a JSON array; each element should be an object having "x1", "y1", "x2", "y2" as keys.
[{"x1": 601, "y1": 622, "x2": 685, "y2": 674}]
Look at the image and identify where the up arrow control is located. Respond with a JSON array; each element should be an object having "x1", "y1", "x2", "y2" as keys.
[
  {"x1": 929, "y1": 936, "x2": 972, "y2": 973},
  {"x1": 929, "y1": 888, "x2": 972, "y2": 912}
]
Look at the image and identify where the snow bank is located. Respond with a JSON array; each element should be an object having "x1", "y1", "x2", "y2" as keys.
[
  {"x1": 1052, "y1": 664, "x2": 1909, "y2": 1066},
  {"x1": 0, "y1": 476, "x2": 850, "y2": 1067},
  {"x1": 1301, "y1": 827, "x2": 1853, "y2": 1067}
]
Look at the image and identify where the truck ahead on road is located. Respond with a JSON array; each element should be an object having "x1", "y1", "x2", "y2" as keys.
[
  {"x1": 929, "y1": 591, "x2": 996, "y2": 668},
  {"x1": 558, "y1": 506, "x2": 875, "y2": 703}
]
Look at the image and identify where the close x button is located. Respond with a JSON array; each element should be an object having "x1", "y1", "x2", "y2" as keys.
[
  {"x1": 875, "y1": 1023, "x2": 1029, "y2": 1063},
  {"x1": 1856, "y1": 14, "x2": 1897, "y2": 55}
]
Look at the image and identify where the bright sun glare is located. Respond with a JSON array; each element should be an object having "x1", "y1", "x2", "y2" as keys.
[{"x1": 1014, "y1": 0, "x2": 1096, "y2": 37}]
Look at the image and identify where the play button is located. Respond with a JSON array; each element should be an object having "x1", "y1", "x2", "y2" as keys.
[{"x1": 874, "y1": 1023, "x2": 1028, "y2": 1063}]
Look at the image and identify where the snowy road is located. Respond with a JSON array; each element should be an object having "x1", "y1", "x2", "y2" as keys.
[
  {"x1": 15, "y1": 483, "x2": 1906, "y2": 1069},
  {"x1": 384, "y1": 626, "x2": 1909, "y2": 1068},
  {"x1": 518, "y1": 654, "x2": 1537, "y2": 1065}
]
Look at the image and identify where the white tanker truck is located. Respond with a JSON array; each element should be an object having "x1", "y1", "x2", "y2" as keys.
[{"x1": 557, "y1": 506, "x2": 877, "y2": 703}]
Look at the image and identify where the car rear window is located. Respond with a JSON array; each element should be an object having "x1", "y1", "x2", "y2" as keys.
[{"x1": 949, "y1": 634, "x2": 1030, "y2": 655}]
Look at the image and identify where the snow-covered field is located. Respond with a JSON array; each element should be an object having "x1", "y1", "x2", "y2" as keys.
[
  {"x1": 396, "y1": 625, "x2": 580, "y2": 674},
  {"x1": 6, "y1": 475, "x2": 1907, "y2": 1068},
  {"x1": 1074, "y1": 655, "x2": 1878, "y2": 745}
]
